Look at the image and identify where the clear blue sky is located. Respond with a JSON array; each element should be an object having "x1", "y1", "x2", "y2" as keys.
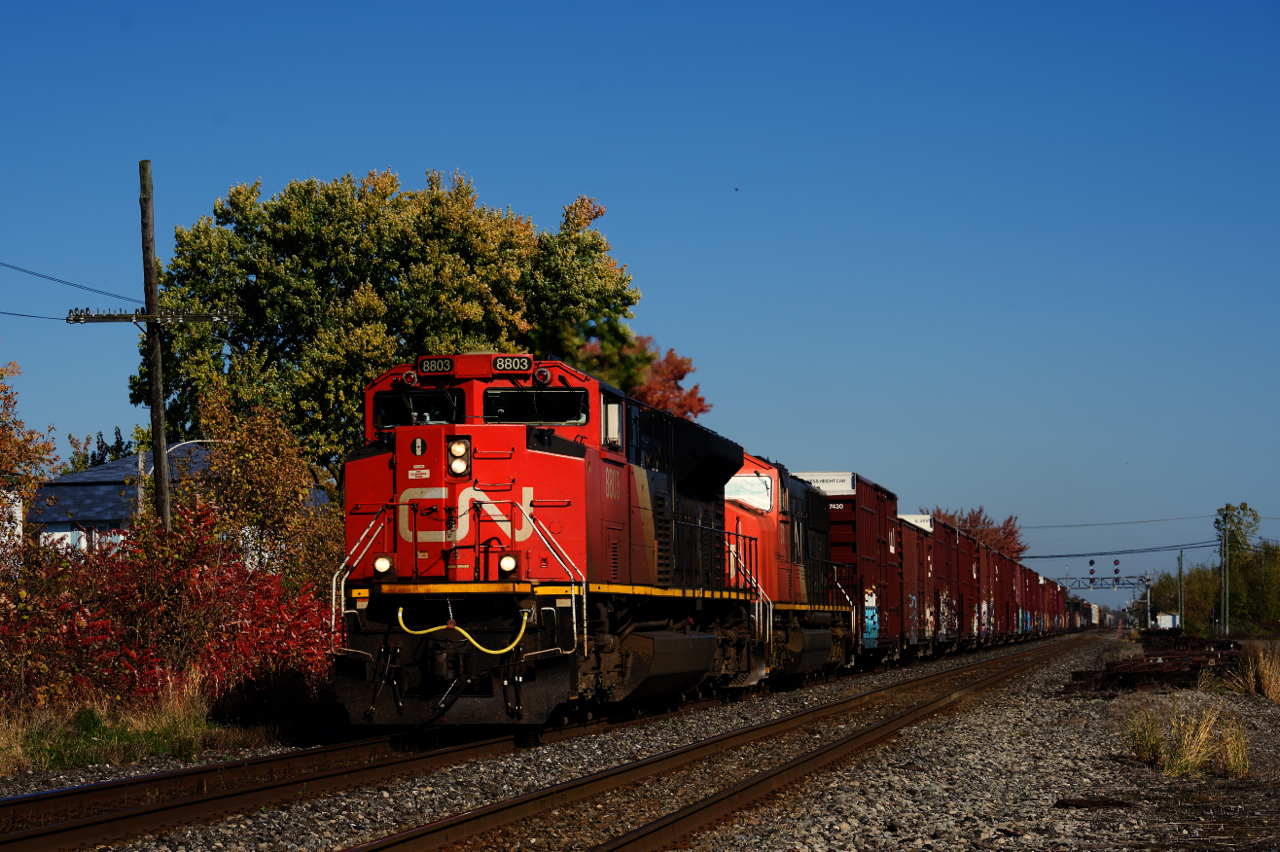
[{"x1": 2, "y1": 2, "x2": 1277, "y2": 607}]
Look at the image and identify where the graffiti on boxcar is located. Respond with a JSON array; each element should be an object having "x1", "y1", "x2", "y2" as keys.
[{"x1": 863, "y1": 590, "x2": 879, "y2": 641}]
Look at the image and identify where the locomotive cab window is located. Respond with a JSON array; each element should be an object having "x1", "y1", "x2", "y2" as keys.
[
  {"x1": 373, "y1": 389, "x2": 465, "y2": 428},
  {"x1": 484, "y1": 388, "x2": 589, "y2": 425},
  {"x1": 601, "y1": 392, "x2": 624, "y2": 451},
  {"x1": 726, "y1": 473, "x2": 773, "y2": 512}
]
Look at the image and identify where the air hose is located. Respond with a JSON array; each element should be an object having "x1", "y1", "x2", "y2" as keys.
[{"x1": 397, "y1": 608, "x2": 530, "y2": 656}]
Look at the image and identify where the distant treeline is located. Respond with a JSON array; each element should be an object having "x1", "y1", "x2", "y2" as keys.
[{"x1": 1150, "y1": 537, "x2": 1280, "y2": 636}]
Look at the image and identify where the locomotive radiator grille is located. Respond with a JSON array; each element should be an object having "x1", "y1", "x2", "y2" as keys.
[{"x1": 654, "y1": 493, "x2": 674, "y2": 585}]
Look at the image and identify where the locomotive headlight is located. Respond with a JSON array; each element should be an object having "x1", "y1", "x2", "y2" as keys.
[
  {"x1": 446, "y1": 438, "x2": 471, "y2": 477},
  {"x1": 499, "y1": 554, "x2": 518, "y2": 573},
  {"x1": 373, "y1": 556, "x2": 393, "y2": 573}
]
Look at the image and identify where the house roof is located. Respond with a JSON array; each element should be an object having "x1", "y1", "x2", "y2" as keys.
[
  {"x1": 26, "y1": 444, "x2": 329, "y2": 526},
  {"x1": 27, "y1": 446, "x2": 210, "y2": 525}
]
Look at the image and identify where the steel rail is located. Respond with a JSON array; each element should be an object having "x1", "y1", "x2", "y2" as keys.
[
  {"x1": 341, "y1": 636, "x2": 1089, "y2": 852},
  {"x1": 588, "y1": 636, "x2": 1093, "y2": 852},
  {"x1": 0, "y1": 736, "x2": 515, "y2": 852},
  {"x1": 0, "y1": 733, "x2": 419, "y2": 832}
]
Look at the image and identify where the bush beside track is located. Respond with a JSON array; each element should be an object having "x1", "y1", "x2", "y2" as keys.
[{"x1": 0, "y1": 507, "x2": 331, "y2": 773}]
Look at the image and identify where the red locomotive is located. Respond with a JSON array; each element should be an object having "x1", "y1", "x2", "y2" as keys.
[{"x1": 331, "y1": 354, "x2": 1066, "y2": 728}]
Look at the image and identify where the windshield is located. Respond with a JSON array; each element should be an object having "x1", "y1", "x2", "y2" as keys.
[
  {"x1": 372, "y1": 389, "x2": 465, "y2": 428},
  {"x1": 726, "y1": 473, "x2": 773, "y2": 512},
  {"x1": 484, "y1": 388, "x2": 589, "y2": 425}
]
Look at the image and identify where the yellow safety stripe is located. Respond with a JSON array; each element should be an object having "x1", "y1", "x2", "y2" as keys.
[
  {"x1": 534, "y1": 583, "x2": 754, "y2": 600},
  {"x1": 377, "y1": 582, "x2": 533, "y2": 595},
  {"x1": 774, "y1": 602, "x2": 854, "y2": 612},
  {"x1": 369, "y1": 581, "x2": 845, "y2": 610}
]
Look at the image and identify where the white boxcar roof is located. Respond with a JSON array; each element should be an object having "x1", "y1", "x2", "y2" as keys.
[
  {"x1": 899, "y1": 514, "x2": 934, "y2": 533},
  {"x1": 791, "y1": 471, "x2": 855, "y2": 497}
]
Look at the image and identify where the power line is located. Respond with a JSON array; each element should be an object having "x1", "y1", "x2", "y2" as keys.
[
  {"x1": 1026, "y1": 515, "x2": 1280, "y2": 529},
  {"x1": 0, "y1": 260, "x2": 140, "y2": 305},
  {"x1": 1023, "y1": 540, "x2": 1220, "y2": 559},
  {"x1": 1024, "y1": 516, "x2": 1214, "y2": 529},
  {"x1": 0, "y1": 309, "x2": 64, "y2": 321}
]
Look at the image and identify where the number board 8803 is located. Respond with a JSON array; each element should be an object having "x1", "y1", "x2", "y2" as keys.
[
  {"x1": 491, "y1": 355, "x2": 533, "y2": 373},
  {"x1": 417, "y1": 357, "x2": 454, "y2": 374}
]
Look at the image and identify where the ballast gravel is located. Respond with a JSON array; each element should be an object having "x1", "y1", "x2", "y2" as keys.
[
  {"x1": 0, "y1": 636, "x2": 1068, "y2": 851},
  {"x1": 685, "y1": 641, "x2": 1280, "y2": 852}
]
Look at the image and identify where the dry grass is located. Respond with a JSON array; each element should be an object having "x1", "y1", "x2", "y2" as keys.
[
  {"x1": 0, "y1": 711, "x2": 30, "y2": 775},
  {"x1": 1125, "y1": 704, "x2": 1163, "y2": 766},
  {"x1": 1164, "y1": 700, "x2": 1222, "y2": 777},
  {"x1": 1, "y1": 678, "x2": 277, "y2": 775},
  {"x1": 1126, "y1": 698, "x2": 1248, "y2": 779},
  {"x1": 1217, "y1": 720, "x2": 1250, "y2": 778},
  {"x1": 1228, "y1": 641, "x2": 1280, "y2": 702}
]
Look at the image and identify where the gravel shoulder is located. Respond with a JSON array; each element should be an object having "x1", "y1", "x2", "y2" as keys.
[{"x1": 685, "y1": 638, "x2": 1280, "y2": 852}]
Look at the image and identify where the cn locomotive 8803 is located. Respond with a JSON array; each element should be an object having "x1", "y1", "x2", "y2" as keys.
[{"x1": 331, "y1": 353, "x2": 1066, "y2": 728}]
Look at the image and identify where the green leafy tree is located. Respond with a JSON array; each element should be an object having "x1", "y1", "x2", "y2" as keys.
[
  {"x1": 1215, "y1": 502, "x2": 1260, "y2": 556},
  {"x1": 61, "y1": 427, "x2": 134, "y2": 474},
  {"x1": 558, "y1": 317, "x2": 658, "y2": 393},
  {"x1": 130, "y1": 170, "x2": 639, "y2": 480}
]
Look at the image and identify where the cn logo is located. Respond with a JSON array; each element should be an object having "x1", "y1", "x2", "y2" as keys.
[
  {"x1": 604, "y1": 467, "x2": 624, "y2": 500},
  {"x1": 398, "y1": 487, "x2": 534, "y2": 543}
]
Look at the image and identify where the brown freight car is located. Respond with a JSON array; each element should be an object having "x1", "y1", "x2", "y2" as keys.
[{"x1": 794, "y1": 472, "x2": 899, "y2": 662}]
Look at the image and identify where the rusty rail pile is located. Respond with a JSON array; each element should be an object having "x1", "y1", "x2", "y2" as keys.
[{"x1": 1069, "y1": 629, "x2": 1240, "y2": 691}]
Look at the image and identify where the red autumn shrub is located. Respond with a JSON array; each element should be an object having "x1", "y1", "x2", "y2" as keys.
[{"x1": 0, "y1": 506, "x2": 330, "y2": 707}]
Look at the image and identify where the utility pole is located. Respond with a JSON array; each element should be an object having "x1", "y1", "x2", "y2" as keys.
[
  {"x1": 140, "y1": 161, "x2": 170, "y2": 532},
  {"x1": 1146, "y1": 572, "x2": 1152, "y2": 630},
  {"x1": 1224, "y1": 531, "x2": 1230, "y2": 637},
  {"x1": 65, "y1": 161, "x2": 236, "y2": 534},
  {"x1": 1177, "y1": 550, "x2": 1183, "y2": 629}
]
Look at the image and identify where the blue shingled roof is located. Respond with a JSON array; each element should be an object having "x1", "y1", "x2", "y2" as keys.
[
  {"x1": 26, "y1": 444, "x2": 328, "y2": 527},
  {"x1": 28, "y1": 446, "x2": 210, "y2": 526}
]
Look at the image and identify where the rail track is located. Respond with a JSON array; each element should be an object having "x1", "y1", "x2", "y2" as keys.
[
  {"x1": 0, "y1": 636, "x2": 1083, "y2": 852},
  {"x1": 0, "y1": 733, "x2": 515, "y2": 852},
  {"x1": 336, "y1": 635, "x2": 1091, "y2": 852}
]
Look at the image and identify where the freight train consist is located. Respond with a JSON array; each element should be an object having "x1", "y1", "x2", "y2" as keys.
[{"x1": 332, "y1": 354, "x2": 1067, "y2": 727}]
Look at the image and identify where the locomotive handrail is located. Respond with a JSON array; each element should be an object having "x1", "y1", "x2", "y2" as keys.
[
  {"x1": 330, "y1": 504, "x2": 391, "y2": 647},
  {"x1": 725, "y1": 540, "x2": 771, "y2": 647},
  {"x1": 832, "y1": 578, "x2": 856, "y2": 633}
]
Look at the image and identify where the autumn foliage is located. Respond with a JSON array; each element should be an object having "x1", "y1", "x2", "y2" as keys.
[
  {"x1": 630, "y1": 340, "x2": 711, "y2": 419},
  {"x1": 566, "y1": 322, "x2": 711, "y2": 420},
  {"x1": 1, "y1": 364, "x2": 335, "y2": 712},
  {"x1": 184, "y1": 385, "x2": 344, "y2": 592},
  {"x1": 0, "y1": 354, "x2": 58, "y2": 527},
  {"x1": 922, "y1": 505, "x2": 1027, "y2": 560},
  {"x1": 0, "y1": 507, "x2": 330, "y2": 708}
]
